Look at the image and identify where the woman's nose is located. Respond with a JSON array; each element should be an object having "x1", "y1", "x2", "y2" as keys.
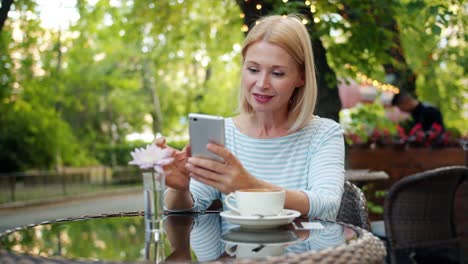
[{"x1": 256, "y1": 73, "x2": 270, "y2": 88}]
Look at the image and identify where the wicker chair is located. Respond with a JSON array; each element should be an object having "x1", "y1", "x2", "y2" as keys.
[
  {"x1": 384, "y1": 166, "x2": 468, "y2": 264},
  {"x1": 337, "y1": 180, "x2": 370, "y2": 230}
]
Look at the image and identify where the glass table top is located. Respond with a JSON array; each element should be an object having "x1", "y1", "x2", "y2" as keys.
[{"x1": 0, "y1": 212, "x2": 360, "y2": 263}]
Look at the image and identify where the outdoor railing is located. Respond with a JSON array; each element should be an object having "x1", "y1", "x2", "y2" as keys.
[{"x1": 0, "y1": 166, "x2": 141, "y2": 205}]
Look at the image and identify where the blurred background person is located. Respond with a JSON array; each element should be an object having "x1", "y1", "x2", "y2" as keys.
[{"x1": 391, "y1": 91, "x2": 445, "y2": 132}]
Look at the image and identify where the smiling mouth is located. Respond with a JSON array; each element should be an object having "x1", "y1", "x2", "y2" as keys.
[
  {"x1": 253, "y1": 93, "x2": 273, "y2": 103},
  {"x1": 254, "y1": 94, "x2": 272, "y2": 98}
]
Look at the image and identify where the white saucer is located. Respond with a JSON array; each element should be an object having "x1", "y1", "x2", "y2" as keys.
[
  {"x1": 221, "y1": 227, "x2": 298, "y2": 246},
  {"x1": 220, "y1": 209, "x2": 301, "y2": 229}
]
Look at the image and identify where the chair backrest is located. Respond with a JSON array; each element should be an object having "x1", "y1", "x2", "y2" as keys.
[
  {"x1": 384, "y1": 166, "x2": 468, "y2": 263},
  {"x1": 336, "y1": 180, "x2": 370, "y2": 230}
]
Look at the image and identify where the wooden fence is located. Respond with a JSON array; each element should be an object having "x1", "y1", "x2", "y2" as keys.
[{"x1": 0, "y1": 166, "x2": 141, "y2": 204}]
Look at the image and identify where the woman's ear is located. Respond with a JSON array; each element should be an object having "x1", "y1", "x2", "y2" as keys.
[{"x1": 296, "y1": 73, "x2": 305, "y2": 88}]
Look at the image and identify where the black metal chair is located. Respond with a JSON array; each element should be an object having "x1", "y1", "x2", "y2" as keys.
[
  {"x1": 383, "y1": 166, "x2": 467, "y2": 264},
  {"x1": 337, "y1": 180, "x2": 370, "y2": 230}
]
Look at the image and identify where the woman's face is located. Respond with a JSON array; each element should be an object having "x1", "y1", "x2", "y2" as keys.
[{"x1": 241, "y1": 41, "x2": 304, "y2": 115}]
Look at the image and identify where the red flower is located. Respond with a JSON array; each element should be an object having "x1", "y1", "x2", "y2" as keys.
[
  {"x1": 409, "y1": 123, "x2": 423, "y2": 136},
  {"x1": 397, "y1": 125, "x2": 407, "y2": 140}
]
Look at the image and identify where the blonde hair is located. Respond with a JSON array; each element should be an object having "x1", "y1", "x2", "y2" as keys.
[{"x1": 237, "y1": 14, "x2": 317, "y2": 133}]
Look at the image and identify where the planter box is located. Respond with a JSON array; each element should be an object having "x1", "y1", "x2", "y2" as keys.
[
  {"x1": 347, "y1": 147, "x2": 466, "y2": 221},
  {"x1": 347, "y1": 147, "x2": 466, "y2": 183}
]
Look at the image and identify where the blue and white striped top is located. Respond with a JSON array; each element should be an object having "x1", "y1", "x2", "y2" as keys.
[{"x1": 191, "y1": 116, "x2": 345, "y2": 220}]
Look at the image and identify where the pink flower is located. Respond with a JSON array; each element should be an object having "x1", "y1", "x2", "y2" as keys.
[{"x1": 129, "y1": 144, "x2": 174, "y2": 173}]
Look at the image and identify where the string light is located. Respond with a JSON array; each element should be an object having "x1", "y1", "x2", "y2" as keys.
[
  {"x1": 256, "y1": 4, "x2": 262, "y2": 10},
  {"x1": 310, "y1": 5, "x2": 316, "y2": 13},
  {"x1": 345, "y1": 64, "x2": 400, "y2": 94},
  {"x1": 239, "y1": 13, "x2": 245, "y2": 19},
  {"x1": 313, "y1": 17, "x2": 320, "y2": 23},
  {"x1": 283, "y1": 0, "x2": 288, "y2": 2},
  {"x1": 305, "y1": 1, "x2": 311, "y2": 6},
  {"x1": 241, "y1": 24, "x2": 249, "y2": 32},
  {"x1": 302, "y1": 19, "x2": 308, "y2": 24}
]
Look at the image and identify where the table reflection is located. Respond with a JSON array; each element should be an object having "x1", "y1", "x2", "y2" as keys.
[
  {"x1": 0, "y1": 213, "x2": 357, "y2": 263},
  {"x1": 189, "y1": 214, "x2": 349, "y2": 261},
  {"x1": 0, "y1": 215, "x2": 146, "y2": 261}
]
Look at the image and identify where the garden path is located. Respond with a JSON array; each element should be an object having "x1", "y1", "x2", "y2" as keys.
[{"x1": 0, "y1": 190, "x2": 142, "y2": 233}]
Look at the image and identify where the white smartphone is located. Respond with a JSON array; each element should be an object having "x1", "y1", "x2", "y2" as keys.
[{"x1": 188, "y1": 113, "x2": 225, "y2": 162}]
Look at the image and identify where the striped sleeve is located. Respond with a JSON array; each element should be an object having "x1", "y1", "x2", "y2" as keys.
[
  {"x1": 190, "y1": 178, "x2": 220, "y2": 211},
  {"x1": 301, "y1": 120, "x2": 345, "y2": 220},
  {"x1": 189, "y1": 214, "x2": 224, "y2": 261}
]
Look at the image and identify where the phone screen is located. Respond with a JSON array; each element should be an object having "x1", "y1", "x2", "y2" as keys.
[{"x1": 188, "y1": 113, "x2": 225, "y2": 162}]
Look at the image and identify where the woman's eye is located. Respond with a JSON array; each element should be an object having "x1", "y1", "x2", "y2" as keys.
[
  {"x1": 272, "y1": 72, "x2": 284, "y2": 77},
  {"x1": 247, "y1": 67, "x2": 259, "y2": 73}
]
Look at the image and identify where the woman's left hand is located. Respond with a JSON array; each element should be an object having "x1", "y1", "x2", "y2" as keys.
[{"x1": 185, "y1": 143, "x2": 259, "y2": 194}]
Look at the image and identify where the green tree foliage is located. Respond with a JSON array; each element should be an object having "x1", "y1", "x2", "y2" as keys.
[
  {"x1": 315, "y1": 0, "x2": 466, "y2": 133},
  {"x1": 0, "y1": 97, "x2": 89, "y2": 172},
  {"x1": 0, "y1": 0, "x2": 244, "y2": 171},
  {"x1": 61, "y1": 0, "x2": 243, "y2": 163},
  {"x1": 397, "y1": 0, "x2": 467, "y2": 132},
  {"x1": 0, "y1": 0, "x2": 465, "y2": 172},
  {"x1": 0, "y1": 0, "x2": 90, "y2": 171}
]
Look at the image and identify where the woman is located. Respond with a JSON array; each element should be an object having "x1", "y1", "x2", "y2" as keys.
[{"x1": 160, "y1": 15, "x2": 344, "y2": 220}]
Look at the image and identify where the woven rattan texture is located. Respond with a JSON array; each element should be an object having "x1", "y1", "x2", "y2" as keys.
[
  {"x1": 336, "y1": 180, "x2": 370, "y2": 230},
  {"x1": 384, "y1": 166, "x2": 467, "y2": 263}
]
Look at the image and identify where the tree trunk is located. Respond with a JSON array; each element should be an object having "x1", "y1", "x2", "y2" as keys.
[
  {"x1": 0, "y1": 0, "x2": 14, "y2": 32},
  {"x1": 382, "y1": 20, "x2": 417, "y2": 95},
  {"x1": 295, "y1": 2, "x2": 340, "y2": 121},
  {"x1": 236, "y1": 0, "x2": 341, "y2": 121},
  {"x1": 142, "y1": 60, "x2": 163, "y2": 135}
]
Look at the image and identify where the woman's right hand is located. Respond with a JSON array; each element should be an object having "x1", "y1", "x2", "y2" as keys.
[{"x1": 155, "y1": 137, "x2": 191, "y2": 191}]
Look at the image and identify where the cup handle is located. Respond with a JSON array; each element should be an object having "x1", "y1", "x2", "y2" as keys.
[
  {"x1": 224, "y1": 244, "x2": 237, "y2": 256},
  {"x1": 224, "y1": 193, "x2": 241, "y2": 214}
]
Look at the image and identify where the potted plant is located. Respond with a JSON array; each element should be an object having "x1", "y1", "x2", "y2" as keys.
[{"x1": 341, "y1": 103, "x2": 397, "y2": 149}]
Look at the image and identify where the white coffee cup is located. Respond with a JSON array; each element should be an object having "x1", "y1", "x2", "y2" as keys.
[{"x1": 224, "y1": 189, "x2": 286, "y2": 216}]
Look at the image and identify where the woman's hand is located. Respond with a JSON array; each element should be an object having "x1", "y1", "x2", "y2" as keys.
[
  {"x1": 185, "y1": 143, "x2": 260, "y2": 194},
  {"x1": 155, "y1": 137, "x2": 191, "y2": 191}
]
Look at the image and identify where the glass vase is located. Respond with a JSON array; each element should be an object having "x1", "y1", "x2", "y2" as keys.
[
  {"x1": 142, "y1": 169, "x2": 165, "y2": 233},
  {"x1": 144, "y1": 221, "x2": 166, "y2": 263}
]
